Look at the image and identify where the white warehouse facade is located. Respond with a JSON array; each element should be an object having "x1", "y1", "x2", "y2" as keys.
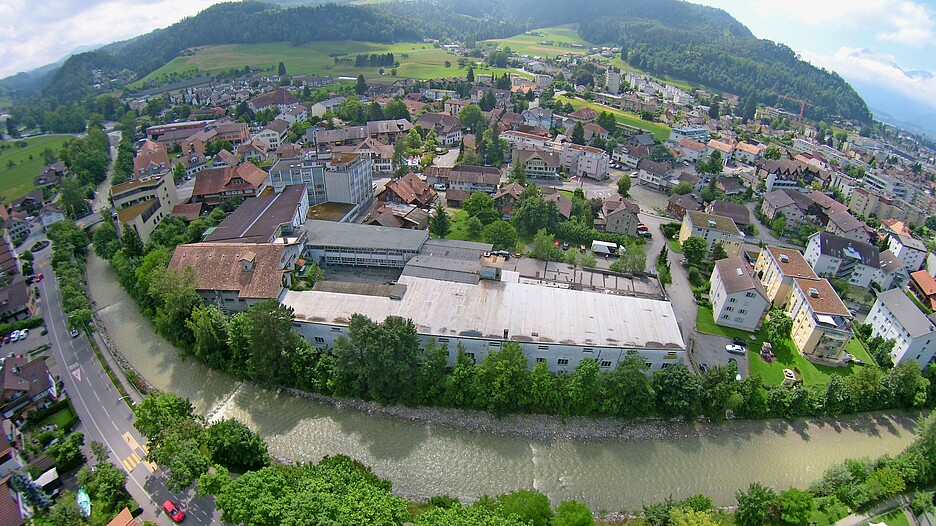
[{"x1": 282, "y1": 275, "x2": 686, "y2": 373}]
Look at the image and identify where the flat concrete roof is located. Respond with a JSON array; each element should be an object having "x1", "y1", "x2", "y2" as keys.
[
  {"x1": 304, "y1": 220, "x2": 428, "y2": 251},
  {"x1": 284, "y1": 275, "x2": 685, "y2": 349}
]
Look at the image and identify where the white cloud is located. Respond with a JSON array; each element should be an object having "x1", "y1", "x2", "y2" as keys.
[
  {"x1": 801, "y1": 47, "x2": 936, "y2": 111},
  {"x1": 0, "y1": 0, "x2": 224, "y2": 78},
  {"x1": 752, "y1": 0, "x2": 936, "y2": 47}
]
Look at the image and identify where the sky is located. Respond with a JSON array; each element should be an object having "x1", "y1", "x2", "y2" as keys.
[{"x1": 2, "y1": 0, "x2": 935, "y2": 122}]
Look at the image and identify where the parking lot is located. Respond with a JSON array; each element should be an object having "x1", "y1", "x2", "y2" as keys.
[{"x1": 0, "y1": 326, "x2": 51, "y2": 357}]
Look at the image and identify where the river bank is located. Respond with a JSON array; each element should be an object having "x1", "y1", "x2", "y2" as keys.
[{"x1": 85, "y1": 251, "x2": 920, "y2": 508}]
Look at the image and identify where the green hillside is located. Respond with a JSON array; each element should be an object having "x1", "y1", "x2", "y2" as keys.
[
  {"x1": 133, "y1": 41, "x2": 530, "y2": 88},
  {"x1": 0, "y1": 135, "x2": 72, "y2": 201},
  {"x1": 484, "y1": 25, "x2": 591, "y2": 57}
]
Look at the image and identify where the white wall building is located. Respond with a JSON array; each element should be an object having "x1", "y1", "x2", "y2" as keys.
[
  {"x1": 867, "y1": 288, "x2": 936, "y2": 368},
  {"x1": 710, "y1": 256, "x2": 770, "y2": 332}
]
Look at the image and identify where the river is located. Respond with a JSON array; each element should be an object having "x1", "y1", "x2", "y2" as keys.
[{"x1": 86, "y1": 252, "x2": 920, "y2": 510}]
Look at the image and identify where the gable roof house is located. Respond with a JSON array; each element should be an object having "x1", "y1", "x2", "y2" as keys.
[
  {"x1": 754, "y1": 246, "x2": 819, "y2": 307},
  {"x1": 192, "y1": 164, "x2": 270, "y2": 205},
  {"x1": 493, "y1": 182, "x2": 525, "y2": 218},
  {"x1": 446, "y1": 166, "x2": 501, "y2": 195},
  {"x1": 667, "y1": 193, "x2": 703, "y2": 218},
  {"x1": 247, "y1": 87, "x2": 299, "y2": 113},
  {"x1": 678, "y1": 210, "x2": 744, "y2": 258},
  {"x1": 826, "y1": 210, "x2": 873, "y2": 244},
  {"x1": 596, "y1": 196, "x2": 640, "y2": 236},
  {"x1": 786, "y1": 276, "x2": 853, "y2": 362},
  {"x1": 705, "y1": 200, "x2": 750, "y2": 227},
  {"x1": 169, "y1": 242, "x2": 296, "y2": 312},
  {"x1": 514, "y1": 149, "x2": 562, "y2": 179},
  {"x1": 710, "y1": 256, "x2": 770, "y2": 332},
  {"x1": 415, "y1": 113, "x2": 464, "y2": 146},
  {"x1": 910, "y1": 269, "x2": 936, "y2": 311},
  {"x1": 34, "y1": 162, "x2": 67, "y2": 187},
  {"x1": 1, "y1": 355, "x2": 56, "y2": 420},
  {"x1": 541, "y1": 187, "x2": 574, "y2": 220},
  {"x1": 252, "y1": 119, "x2": 290, "y2": 150},
  {"x1": 756, "y1": 158, "x2": 819, "y2": 192},
  {"x1": 132, "y1": 140, "x2": 171, "y2": 178},
  {"x1": 804, "y1": 231, "x2": 880, "y2": 289},
  {"x1": 637, "y1": 158, "x2": 674, "y2": 191},
  {"x1": 379, "y1": 173, "x2": 436, "y2": 208}
]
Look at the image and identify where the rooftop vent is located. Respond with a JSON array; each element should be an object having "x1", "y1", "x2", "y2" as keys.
[
  {"x1": 736, "y1": 268, "x2": 744, "y2": 276},
  {"x1": 708, "y1": 219, "x2": 717, "y2": 227},
  {"x1": 808, "y1": 287, "x2": 819, "y2": 298},
  {"x1": 779, "y1": 254, "x2": 789, "y2": 263}
]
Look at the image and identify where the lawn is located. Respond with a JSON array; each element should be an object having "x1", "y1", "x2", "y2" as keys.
[
  {"x1": 37, "y1": 400, "x2": 78, "y2": 432},
  {"x1": 484, "y1": 25, "x2": 594, "y2": 57},
  {"x1": 0, "y1": 135, "x2": 73, "y2": 201},
  {"x1": 667, "y1": 238, "x2": 683, "y2": 254},
  {"x1": 696, "y1": 306, "x2": 875, "y2": 386},
  {"x1": 132, "y1": 41, "x2": 529, "y2": 88},
  {"x1": 870, "y1": 509, "x2": 911, "y2": 526},
  {"x1": 556, "y1": 95, "x2": 671, "y2": 141},
  {"x1": 445, "y1": 209, "x2": 481, "y2": 242}
]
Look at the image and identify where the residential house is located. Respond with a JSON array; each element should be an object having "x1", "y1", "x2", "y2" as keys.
[
  {"x1": 277, "y1": 104, "x2": 308, "y2": 125},
  {"x1": 309, "y1": 96, "x2": 346, "y2": 118},
  {"x1": 561, "y1": 143, "x2": 610, "y2": 181},
  {"x1": 38, "y1": 203, "x2": 66, "y2": 232},
  {"x1": 132, "y1": 140, "x2": 171, "y2": 178},
  {"x1": 444, "y1": 99, "x2": 472, "y2": 116},
  {"x1": 705, "y1": 200, "x2": 749, "y2": 228},
  {"x1": 541, "y1": 187, "x2": 573, "y2": 220},
  {"x1": 754, "y1": 246, "x2": 819, "y2": 307},
  {"x1": 310, "y1": 125, "x2": 368, "y2": 148},
  {"x1": 171, "y1": 202, "x2": 204, "y2": 222},
  {"x1": 876, "y1": 249, "x2": 908, "y2": 291},
  {"x1": 710, "y1": 256, "x2": 770, "y2": 332},
  {"x1": 705, "y1": 140, "x2": 734, "y2": 163},
  {"x1": 826, "y1": 210, "x2": 873, "y2": 244},
  {"x1": 168, "y1": 242, "x2": 295, "y2": 313},
  {"x1": 111, "y1": 172, "x2": 179, "y2": 244},
  {"x1": 415, "y1": 113, "x2": 463, "y2": 146},
  {"x1": 34, "y1": 162, "x2": 67, "y2": 187},
  {"x1": 760, "y1": 189, "x2": 815, "y2": 231},
  {"x1": 379, "y1": 172, "x2": 436, "y2": 208},
  {"x1": 734, "y1": 142, "x2": 763, "y2": 165},
  {"x1": 4, "y1": 212, "x2": 30, "y2": 245},
  {"x1": 637, "y1": 158, "x2": 674, "y2": 190},
  {"x1": 787, "y1": 277, "x2": 853, "y2": 362},
  {"x1": 213, "y1": 149, "x2": 240, "y2": 168},
  {"x1": 522, "y1": 108, "x2": 554, "y2": 128},
  {"x1": 756, "y1": 158, "x2": 817, "y2": 192},
  {"x1": 568, "y1": 108, "x2": 598, "y2": 123},
  {"x1": 715, "y1": 176, "x2": 744, "y2": 196},
  {"x1": 669, "y1": 126, "x2": 711, "y2": 143},
  {"x1": 209, "y1": 120, "x2": 251, "y2": 145},
  {"x1": 367, "y1": 202, "x2": 430, "y2": 230},
  {"x1": 596, "y1": 196, "x2": 640, "y2": 236},
  {"x1": 447, "y1": 166, "x2": 500, "y2": 195},
  {"x1": 867, "y1": 288, "x2": 936, "y2": 368},
  {"x1": 910, "y1": 270, "x2": 936, "y2": 311},
  {"x1": 678, "y1": 211, "x2": 744, "y2": 257},
  {"x1": 333, "y1": 137, "x2": 395, "y2": 174},
  {"x1": 667, "y1": 194, "x2": 702, "y2": 219},
  {"x1": 366, "y1": 119, "x2": 413, "y2": 145},
  {"x1": 252, "y1": 119, "x2": 290, "y2": 150},
  {"x1": 887, "y1": 234, "x2": 928, "y2": 272},
  {"x1": 583, "y1": 123, "x2": 609, "y2": 141},
  {"x1": 0, "y1": 479, "x2": 23, "y2": 526},
  {"x1": 192, "y1": 163, "x2": 270, "y2": 205},
  {"x1": 676, "y1": 139, "x2": 705, "y2": 163},
  {"x1": 247, "y1": 87, "x2": 299, "y2": 113},
  {"x1": 804, "y1": 231, "x2": 880, "y2": 289},
  {"x1": 612, "y1": 144, "x2": 651, "y2": 169},
  {"x1": 502, "y1": 131, "x2": 553, "y2": 151},
  {"x1": 11, "y1": 190, "x2": 43, "y2": 215},
  {"x1": 493, "y1": 182, "x2": 525, "y2": 218},
  {"x1": 0, "y1": 277, "x2": 38, "y2": 322},
  {"x1": 514, "y1": 149, "x2": 561, "y2": 179},
  {"x1": 236, "y1": 140, "x2": 269, "y2": 164},
  {"x1": 0, "y1": 355, "x2": 56, "y2": 420}
]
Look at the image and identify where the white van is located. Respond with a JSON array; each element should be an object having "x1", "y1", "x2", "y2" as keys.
[{"x1": 433, "y1": 183, "x2": 447, "y2": 191}]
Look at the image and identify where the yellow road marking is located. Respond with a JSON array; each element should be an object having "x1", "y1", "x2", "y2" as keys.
[
  {"x1": 131, "y1": 452, "x2": 140, "y2": 464},
  {"x1": 121, "y1": 458, "x2": 133, "y2": 471}
]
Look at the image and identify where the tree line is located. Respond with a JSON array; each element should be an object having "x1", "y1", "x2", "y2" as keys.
[{"x1": 354, "y1": 52, "x2": 397, "y2": 68}]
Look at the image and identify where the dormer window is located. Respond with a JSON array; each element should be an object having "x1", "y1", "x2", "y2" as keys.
[{"x1": 239, "y1": 251, "x2": 256, "y2": 271}]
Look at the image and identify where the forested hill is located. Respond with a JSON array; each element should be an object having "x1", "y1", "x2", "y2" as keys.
[
  {"x1": 42, "y1": 1, "x2": 424, "y2": 103},
  {"x1": 34, "y1": 0, "x2": 870, "y2": 123},
  {"x1": 381, "y1": 0, "x2": 871, "y2": 123}
]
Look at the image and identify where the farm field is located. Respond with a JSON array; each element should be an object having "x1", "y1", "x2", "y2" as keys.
[
  {"x1": 0, "y1": 135, "x2": 73, "y2": 201},
  {"x1": 483, "y1": 25, "x2": 594, "y2": 57},
  {"x1": 133, "y1": 41, "x2": 528, "y2": 88},
  {"x1": 555, "y1": 95, "x2": 671, "y2": 140}
]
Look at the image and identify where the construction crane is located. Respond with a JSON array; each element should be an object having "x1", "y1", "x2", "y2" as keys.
[{"x1": 775, "y1": 94, "x2": 813, "y2": 122}]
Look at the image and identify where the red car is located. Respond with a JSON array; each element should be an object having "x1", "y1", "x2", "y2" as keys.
[
  {"x1": 34, "y1": 273, "x2": 43, "y2": 282},
  {"x1": 162, "y1": 500, "x2": 185, "y2": 522}
]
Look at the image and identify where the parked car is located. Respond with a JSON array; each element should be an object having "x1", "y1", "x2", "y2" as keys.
[
  {"x1": 9, "y1": 331, "x2": 20, "y2": 343},
  {"x1": 432, "y1": 183, "x2": 447, "y2": 191},
  {"x1": 636, "y1": 224, "x2": 648, "y2": 232},
  {"x1": 638, "y1": 231, "x2": 652, "y2": 239},
  {"x1": 162, "y1": 500, "x2": 185, "y2": 523},
  {"x1": 562, "y1": 241, "x2": 570, "y2": 250},
  {"x1": 34, "y1": 273, "x2": 43, "y2": 282},
  {"x1": 732, "y1": 337, "x2": 746, "y2": 347},
  {"x1": 19, "y1": 329, "x2": 28, "y2": 340},
  {"x1": 69, "y1": 328, "x2": 79, "y2": 338},
  {"x1": 725, "y1": 344, "x2": 745, "y2": 355}
]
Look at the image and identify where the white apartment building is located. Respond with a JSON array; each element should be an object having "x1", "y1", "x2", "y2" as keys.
[
  {"x1": 867, "y1": 288, "x2": 936, "y2": 368},
  {"x1": 710, "y1": 256, "x2": 770, "y2": 332}
]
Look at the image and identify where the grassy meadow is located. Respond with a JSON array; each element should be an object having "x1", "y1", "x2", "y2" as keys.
[
  {"x1": 0, "y1": 135, "x2": 72, "y2": 201},
  {"x1": 132, "y1": 41, "x2": 529, "y2": 88},
  {"x1": 483, "y1": 25, "x2": 593, "y2": 57},
  {"x1": 555, "y1": 95, "x2": 671, "y2": 140}
]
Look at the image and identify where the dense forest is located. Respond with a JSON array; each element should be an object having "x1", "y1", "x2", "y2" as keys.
[{"x1": 4, "y1": 0, "x2": 870, "y2": 125}]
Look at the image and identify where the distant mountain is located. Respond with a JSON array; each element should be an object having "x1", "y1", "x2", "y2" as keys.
[{"x1": 16, "y1": 0, "x2": 871, "y2": 124}]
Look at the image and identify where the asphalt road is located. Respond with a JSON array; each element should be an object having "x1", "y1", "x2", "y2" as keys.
[{"x1": 33, "y1": 242, "x2": 220, "y2": 525}]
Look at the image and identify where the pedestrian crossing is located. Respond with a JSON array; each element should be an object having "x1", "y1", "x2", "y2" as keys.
[{"x1": 121, "y1": 432, "x2": 157, "y2": 473}]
